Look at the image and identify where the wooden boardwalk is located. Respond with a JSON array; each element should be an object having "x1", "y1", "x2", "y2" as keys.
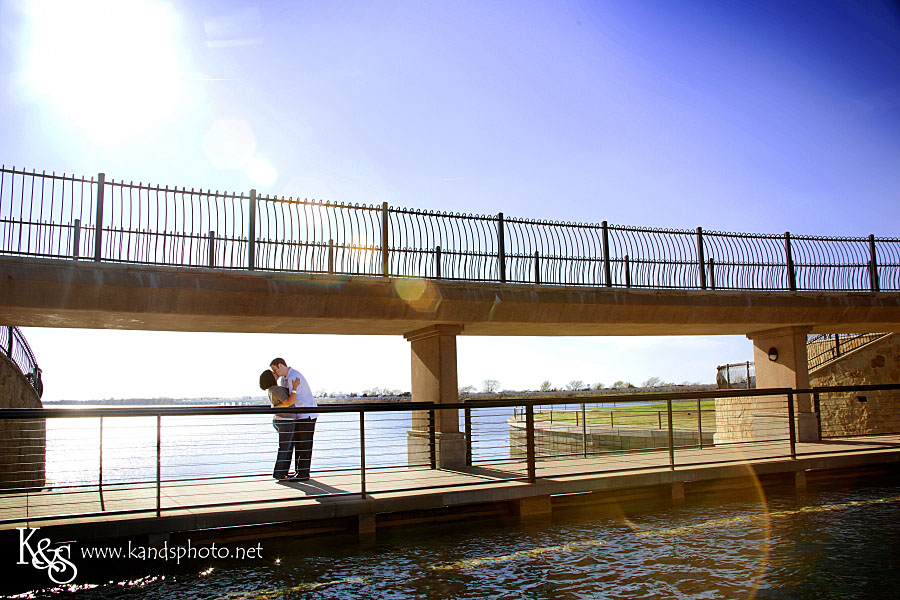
[{"x1": 3, "y1": 435, "x2": 900, "y2": 540}]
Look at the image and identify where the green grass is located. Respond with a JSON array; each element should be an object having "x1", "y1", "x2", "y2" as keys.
[{"x1": 534, "y1": 400, "x2": 717, "y2": 429}]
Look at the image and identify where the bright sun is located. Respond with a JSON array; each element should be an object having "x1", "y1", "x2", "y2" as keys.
[{"x1": 25, "y1": 0, "x2": 183, "y2": 144}]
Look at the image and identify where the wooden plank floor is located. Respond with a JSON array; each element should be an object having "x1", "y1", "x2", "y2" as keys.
[{"x1": 2, "y1": 435, "x2": 899, "y2": 531}]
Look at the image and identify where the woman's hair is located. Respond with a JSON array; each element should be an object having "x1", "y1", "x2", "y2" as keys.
[{"x1": 259, "y1": 369, "x2": 277, "y2": 390}]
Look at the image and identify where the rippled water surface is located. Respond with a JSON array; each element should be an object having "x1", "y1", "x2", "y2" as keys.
[{"x1": 12, "y1": 477, "x2": 900, "y2": 599}]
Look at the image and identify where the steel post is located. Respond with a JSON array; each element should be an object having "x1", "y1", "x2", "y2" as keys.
[
  {"x1": 94, "y1": 173, "x2": 105, "y2": 262},
  {"x1": 497, "y1": 212, "x2": 506, "y2": 283},
  {"x1": 667, "y1": 397, "x2": 675, "y2": 469},
  {"x1": 73, "y1": 219, "x2": 81, "y2": 259},
  {"x1": 697, "y1": 226, "x2": 707, "y2": 290},
  {"x1": 787, "y1": 392, "x2": 797, "y2": 459},
  {"x1": 359, "y1": 412, "x2": 366, "y2": 499},
  {"x1": 602, "y1": 220, "x2": 612, "y2": 287},
  {"x1": 156, "y1": 415, "x2": 162, "y2": 517},
  {"x1": 868, "y1": 234, "x2": 879, "y2": 291},
  {"x1": 526, "y1": 403, "x2": 536, "y2": 483},
  {"x1": 248, "y1": 190, "x2": 256, "y2": 271},
  {"x1": 381, "y1": 202, "x2": 389, "y2": 276},
  {"x1": 464, "y1": 406, "x2": 472, "y2": 466},
  {"x1": 785, "y1": 232, "x2": 797, "y2": 291}
]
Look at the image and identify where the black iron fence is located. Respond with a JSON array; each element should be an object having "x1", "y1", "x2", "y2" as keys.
[
  {"x1": 1, "y1": 384, "x2": 899, "y2": 527},
  {"x1": 0, "y1": 326, "x2": 42, "y2": 397},
  {"x1": 1, "y1": 167, "x2": 898, "y2": 291},
  {"x1": 807, "y1": 333, "x2": 890, "y2": 371}
]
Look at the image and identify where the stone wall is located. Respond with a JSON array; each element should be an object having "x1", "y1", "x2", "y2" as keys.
[
  {"x1": 0, "y1": 353, "x2": 45, "y2": 490},
  {"x1": 810, "y1": 333, "x2": 900, "y2": 437}
]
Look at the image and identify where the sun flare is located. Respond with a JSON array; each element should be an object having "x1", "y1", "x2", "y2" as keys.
[{"x1": 24, "y1": 0, "x2": 183, "y2": 143}]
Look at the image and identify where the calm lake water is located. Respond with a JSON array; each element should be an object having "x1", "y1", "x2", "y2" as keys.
[
  {"x1": 10, "y1": 474, "x2": 900, "y2": 599},
  {"x1": 43, "y1": 407, "x2": 519, "y2": 487}
]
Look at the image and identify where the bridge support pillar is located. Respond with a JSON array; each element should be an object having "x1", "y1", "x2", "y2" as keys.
[
  {"x1": 748, "y1": 326, "x2": 818, "y2": 442},
  {"x1": 404, "y1": 324, "x2": 466, "y2": 468}
]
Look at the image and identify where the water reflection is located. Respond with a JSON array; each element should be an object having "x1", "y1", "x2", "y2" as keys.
[{"x1": 13, "y1": 477, "x2": 900, "y2": 599}]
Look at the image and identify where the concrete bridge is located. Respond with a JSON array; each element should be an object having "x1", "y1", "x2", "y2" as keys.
[{"x1": 2, "y1": 167, "x2": 900, "y2": 460}]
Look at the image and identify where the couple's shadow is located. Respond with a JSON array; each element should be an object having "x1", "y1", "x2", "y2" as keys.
[{"x1": 276, "y1": 478, "x2": 347, "y2": 497}]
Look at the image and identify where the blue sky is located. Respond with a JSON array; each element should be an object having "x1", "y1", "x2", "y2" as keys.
[{"x1": 2, "y1": 0, "x2": 898, "y2": 400}]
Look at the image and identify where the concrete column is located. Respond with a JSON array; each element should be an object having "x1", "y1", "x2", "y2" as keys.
[
  {"x1": 747, "y1": 326, "x2": 817, "y2": 442},
  {"x1": 404, "y1": 324, "x2": 465, "y2": 468}
]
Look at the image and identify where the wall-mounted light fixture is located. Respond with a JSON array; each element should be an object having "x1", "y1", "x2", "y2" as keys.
[{"x1": 768, "y1": 347, "x2": 778, "y2": 362}]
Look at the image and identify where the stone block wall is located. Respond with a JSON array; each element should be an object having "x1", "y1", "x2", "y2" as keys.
[
  {"x1": 0, "y1": 353, "x2": 45, "y2": 489},
  {"x1": 810, "y1": 333, "x2": 900, "y2": 437}
]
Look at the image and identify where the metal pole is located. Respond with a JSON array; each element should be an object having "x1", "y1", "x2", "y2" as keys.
[
  {"x1": 525, "y1": 403, "x2": 536, "y2": 483},
  {"x1": 666, "y1": 397, "x2": 675, "y2": 470},
  {"x1": 359, "y1": 412, "x2": 366, "y2": 499},
  {"x1": 248, "y1": 189, "x2": 256, "y2": 271},
  {"x1": 697, "y1": 398, "x2": 703, "y2": 449},
  {"x1": 868, "y1": 234, "x2": 879, "y2": 292},
  {"x1": 381, "y1": 201, "x2": 389, "y2": 276},
  {"x1": 94, "y1": 173, "x2": 105, "y2": 262},
  {"x1": 497, "y1": 212, "x2": 506, "y2": 283},
  {"x1": 697, "y1": 226, "x2": 706, "y2": 290},
  {"x1": 787, "y1": 392, "x2": 797, "y2": 459},
  {"x1": 785, "y1": 232, "x2": 797, "y2": 291},
  {"x1": 708, "y1": 257, "x2": 716, "y2": 290},
  {"x1": 610, "y1": 410, "x2": 614, "y2": 428},
  {"x1": 156, "y1": 415, "x2": 161, "y2": 517},
  {"x1": 657, "y1": 410, "x2": 661, "y2": 429},
  {"x1": 5, "y1": 326, "x2": 12, "y2": 357},
  {"x1": 602, "y1": 221, "x2": 612, "y2": 287},
  {"x1": 834, "y1": 334, "x2": 841, "y2": 358},
  {"x1": 624, "y1": 254, "x2": 631, "y2": 288},
  {"x1": 813, "y1": 392, "x2": 822, "y2": 441},
  {"x1": 328, "y1": 239, "x2": 334, "y2": 274},
  {"x1": 73, "y1": 219, "x2": 81, "y2": 259},
  {"x1": 464, "y1": 406, "x2": 472, "y2": 466},
  {"x1": 436, "y1": 245, "x2": 442, "y2": 279},
  {"x1": 581, "y1": 403, "x2": 587, "y2": 457},
  {"x1": 746, "y1": 361, "x2": 751, "y2": 389},
  {"x1": 208, "y1": 230, "x2": 215, "y2": 267},
  {"x1": 534, "y1": 251, "x2": 540, "y2": 284},
  {"x1": 428, "y1": 408, "x2": 436, "y2": 469},
  {"x1": 99, "y1": 416, "x2": 105, "y2": 511}
]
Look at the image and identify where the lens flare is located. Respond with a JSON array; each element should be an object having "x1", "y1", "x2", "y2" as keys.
[{"x1": 394, "y1": 278, "x2": 440, "y2": 313}]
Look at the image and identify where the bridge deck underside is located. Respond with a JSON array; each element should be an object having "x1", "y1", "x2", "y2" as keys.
[
  {"x1": 2, "y1": 258, "x2": 900, "y2": 335},
  {"x1": 3, "y1": 435, "x2": 899, "y2": 537}
]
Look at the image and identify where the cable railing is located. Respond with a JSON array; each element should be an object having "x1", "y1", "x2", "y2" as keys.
[
  {"x1": 2, "y1": 166, "x2": 898, "y2": 291},
  {"x1": 0, "y1": 325, "x2": 42, "y2": 397},
  {"x1": 1, "y1": 384, "x2": 900, "y2": 527}
]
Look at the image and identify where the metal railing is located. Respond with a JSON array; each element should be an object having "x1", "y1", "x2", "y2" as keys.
[
  {"x1": 716, "y1": 361, "x2": 755, "y2": 389},
  {"x1": 718, "y1": 333, "x2": 891, "y2": 389},
  {"x1": 0, "y1": 326, "x2": 42, "y2": 397},
  {"x1": 1, "y1": 166, "x2": 898, "y2": 291},
  {"x1": 807, "y1": 333, "x2": 890, "y2": 371},
  {"x1": 1, "y1": 384, "x2": 900, "y2": 526}
]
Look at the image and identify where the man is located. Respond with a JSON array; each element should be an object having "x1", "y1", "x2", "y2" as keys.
[{"x1": 270, "y1": 357, "x2": 317, "y2": 481}]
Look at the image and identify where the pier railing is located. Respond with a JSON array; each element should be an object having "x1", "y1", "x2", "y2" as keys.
[
  {"x1": 0, "y1": 325, "x2": 42, "y2": 397},
  {"x1": 1, "y1": 384, "x2": 899, "y2": 527},
  {"x1": 1, "y1": 166, "x2": 898, "y2": 291}
]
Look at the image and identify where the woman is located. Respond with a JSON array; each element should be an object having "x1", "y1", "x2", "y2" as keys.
[{"x1": 259, "y1": 370, "x2": 299, "y2": 481}]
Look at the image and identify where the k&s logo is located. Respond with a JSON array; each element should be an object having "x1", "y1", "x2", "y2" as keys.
[{"x1": 16, "y1": 527, "x2": 78, "y2": 584}]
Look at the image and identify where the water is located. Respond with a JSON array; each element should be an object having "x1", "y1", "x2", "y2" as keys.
[
  {"x1": 43, "y1": 407, "x2": 519, "y2": 487},
  {"x1": 10, "y1": 475, "x2": 900, "y2": 599}
]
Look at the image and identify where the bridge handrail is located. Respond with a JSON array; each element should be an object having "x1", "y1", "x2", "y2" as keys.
[
  {"x1": 0, "y1": 325, "x2": 42, "y2": 398},
  {"x1": 1, "y1": 166, "x2": 897, "y2": 291}
]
